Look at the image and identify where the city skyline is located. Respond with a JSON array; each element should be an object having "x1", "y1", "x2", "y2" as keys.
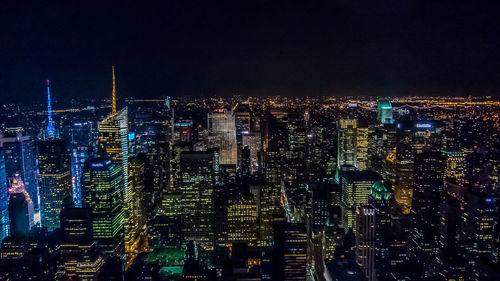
[{"x1": 0, "y1": 2, "x2": 499, "y2": 281}]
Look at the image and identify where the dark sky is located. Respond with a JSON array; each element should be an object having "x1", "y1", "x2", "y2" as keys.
[{"x1": 1, "y1": 0, "x2": 499, "y2": 102}]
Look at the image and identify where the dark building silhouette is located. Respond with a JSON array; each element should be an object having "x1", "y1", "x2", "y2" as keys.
[{"x1": 8, "y1": 193, "x2": 29, "y2": 238}]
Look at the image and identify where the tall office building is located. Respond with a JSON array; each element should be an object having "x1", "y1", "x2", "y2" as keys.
[
  {"x1": 227, "y1": 194, "x2": 258, "y2": 246},
  {"x1": 340, "y1": 170, "x2": 381, "y2": 233},
  {"x1": 409, "y1": 151, "x2": 445, "y2": 278},
  {"x1": 443, "y1": 150, "x2": 467, "y2": 185},
  {"x1": 242, "y1": 131, "x2": 262, "y2": 174},
  {"x1": 71, "y1": 145, "x2": 92, "y2": 208},
  {"x1": 208, "y1": 109, "x2": 237, "y2": 167},
  {"x1": 38, "y1": 139, "x2": 72, "y2": 231},
  {"x1": 338, "y1": 119, "x2": 357, "y2": 169},
  {"x1": 125, "y1": 156, "x2": 146, "y2": 255},
  {"x1": 260, "y1": 148, "x2": 284, "y2": 243},
  {"x1": 8, "y1": 193, "x2": 29, "y2": 238},
  {"x1": 394, "y1": 140, "x2": 414, "y2": 214},
  {"x1": 273, "y1": 222, "x2": 308, "y2": 281},
  {"x1": 368, "y1": 180, "x2": 391, "y2": 281},
  {"x1": 8, "y1": 175, "x2": 34, "y2": 228},
  {"x1": 98, "y1": 107, "x2": 129, "y2": 197},
  {"x1": 83, "y1": 158, "x2": 124, "y2": 256},
  {"x1": 377, "y1": 99, "x2": 394, "y2": 125},
  {"x1": 463, "y1": 192, "x2": 497, "y2": 266},
  {"x1": 179, "y1": 151, "x2": 216, "y2": 252},
  {"x1": 2, "y1": 135, "x2": 39, "y2": 210},
  {"x1": 311, "y1": 183, "x2": 330, "y2": 229},
  {"x1": 337, "y1": 119, "x2": 369, "y2": 174},
  {"x1": 355, "y1": 180, "x2": 391, "y2": 281},
  {"x1": 0, "y1": 147, "x2": 8, "y2": 241},
  {"x1": 57, "y1": 206, "x2": 104, "y2": 280},
  {"x1": 355, "y1": 204, "x2": 376, "y2": 281}
]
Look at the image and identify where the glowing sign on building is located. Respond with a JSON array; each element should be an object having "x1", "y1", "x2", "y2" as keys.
[{"x1": 415, "y1": 123, "x2": 432, "y2": 129}]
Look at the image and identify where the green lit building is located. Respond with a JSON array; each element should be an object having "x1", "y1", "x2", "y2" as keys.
[
  {"x1": 82, "y1": 158, "x2": 125, "y2": 256},
  {"x1": 377, "y1": 99, "x2": 394, "y2": 125}
]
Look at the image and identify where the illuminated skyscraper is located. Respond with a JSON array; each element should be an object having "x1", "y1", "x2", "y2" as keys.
[
  {"x1": 377, "y1": 99, "x2": 394, "y2": 125},
  {"x1": 338, "y1": 119, "x2": 357, "y2": 169},
  {"x1": 2, "y1": 135, "x2": 39, "y2": 210},
  {"x1": 71, "y1": 145, "x2": 92, "y2": 208},
  {"x1": 0, "y1": 147, "x2": 8, "y2": 241},
  {"x1": 179, "y1": 151, "x2": 216, "y2": 252},
  {"x1": 208, "y1": 109, "x2": 237, "y2": 167},
  {"x1": 82, "y1": 158, "x2": 125, "y2": 256},
  {"x1": 98, "y1": 107, "x2": 129, "y2": 194},
  {"x1": 355, "y1": 180, "x2": 391, "y2": 281},
  {"x1": 242, "y1": 131, "x2": 262, "y2": 174},
  {"x1": 355, "y1": 204, "x2": 376, "y2": 281},
  {"x1": 340, "y1": 170, "x2": 381, "y2": 233},
  {"x1": 125, "y1": 156, "x2": 146, "y2": 255},
  {"x1": 227, "y1": 194, "x2": 258, "y2": 246},
  {"x1": 443, "y1": 150, "x2": 467, "y2": 185},
  {"x1": 260, "y1": 148, "x2": 283, "y2": 243},
  {"x1": 38, "y1": 139, "x2": 72, "y2": 231},
  {"x1": 337, "y1": 119, "x2": 369, "y2": 173},
  {"x1": 463, "y1": 192, "x2": 497, "y2": 271}
]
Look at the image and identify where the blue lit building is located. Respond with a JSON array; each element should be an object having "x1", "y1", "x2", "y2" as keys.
[
  {"x1": 0, "y1": 147, "x2": 8, "y2": 241},
  {"x1": 2, "y1": 135, "x2": 39, "y2": 210},
  {"x1": 71, "y1": 146, "x2": 92, "y2": 208}
]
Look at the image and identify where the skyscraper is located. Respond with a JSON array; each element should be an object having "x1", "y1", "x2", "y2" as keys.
[
  {"x1": 337, "y1": 119, "x2": 369, "y2": 174},
  {"x1": 260, "y1": 148, "x2": 284, "y2": 243},
  {"x1": 377, "y1": 99, "x2": 394, "y2": 125},
  {"x1": 0, "y1": 147, "x2": 8, "y2": 241},
  {"x1": 208, "y1": 109, "x2": 237, "y2": 168},
  {"x1": 8, "y1": 193, "x2": 29, "y2": 238},
  {"x1": 355, "y1": 180, "x2": 391, "y2": 281},
  {"x1": 227, "y1": 194, "x2": 258, "y2": 246},
  {"x1": 2, "y1": 135, "x2": 39, "y2": 210},
  {"x1": 125, "y1": 155, "x2": 146, "y2": 255},
  {"x1": 340, "y1": 170, "x2": 381, "y2": 233},
  {"x1": 443, "y1": 150, "x2": 467, "y2": 185},
  {"x1": 355, "y1": 204, "x2": 376, "y2": 281},
  {"x1": 179, "y1": 151, "x2": 216, "y2": 252},
  {"x1": 409, "y1": 151, "x2": 446, "y2": 278},
  {"x1": 338, "y1": 119, "x2": 357, "y2": 169},
  {"x1": 37, "y1": 139, "x2": 72, "y2": 231},
  {"x1": 273, "y1": 222, "x2": 308, "y2": 281},
  {"x1": 71, "y1": 145, "x2": 92, "y2": 208},
  {"x1": 98, "y1": 107, "x2": 129, "y2": 195},
  {"x1": 82, "y1": 158, "x2": 125, "y2": 256},
  {"x1": 8, "y1": 175, "x2": 34, "y2": 228},
  {"x1": 57, "y1": 205, "x2": 104, "y2": 280}
]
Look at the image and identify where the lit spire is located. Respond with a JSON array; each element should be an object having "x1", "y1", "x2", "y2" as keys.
[
  {"x1": 46, "y1": 80, "x2": 55, "y2": 138},
  {"x1": 112, "y1": 65, "x2": 116, "y2": 114}
]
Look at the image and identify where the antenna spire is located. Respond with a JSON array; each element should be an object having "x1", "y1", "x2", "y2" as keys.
[
  {"x1": 112, "y1": 65, "x2": 116, "y2": 114},
  {"x1": 46, "y1": 80, "x2": 55, "y2": 138}
]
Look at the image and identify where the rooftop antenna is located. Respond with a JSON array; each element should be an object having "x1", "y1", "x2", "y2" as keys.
[
  {"x1": 112, "y1": 65, "x2": 116, "y2": 114},
  {"x1": 46, "y1": 80, "x2": 55, "y2": 138}
]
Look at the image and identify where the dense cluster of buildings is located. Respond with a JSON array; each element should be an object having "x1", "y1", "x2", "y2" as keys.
[{"x1": 0, "y1": 80, "x2": 498, "y2": 280}]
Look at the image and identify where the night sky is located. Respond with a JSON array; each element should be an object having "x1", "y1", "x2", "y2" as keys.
[{"x1": 1, "y1": 1, "x2": 499, "y2": 102}]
